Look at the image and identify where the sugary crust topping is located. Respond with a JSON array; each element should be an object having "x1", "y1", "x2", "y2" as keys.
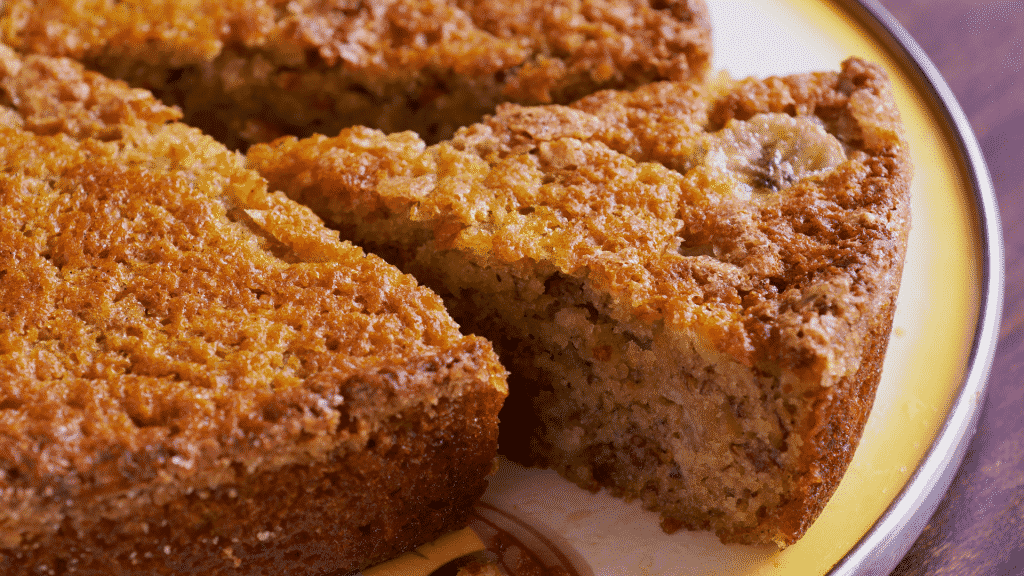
[
  {"x1": 0, "y1": 44, "x2": 181, "y2": 138},
  {"x1": 2, "y1": 0, "x2": 711, "y2": 101},
  {"x1": 251, "y1": 58, "x2": 911, "y2": 387},
  {"x1": 0, "y1": 47, "x2": 505, "y2": 544}
]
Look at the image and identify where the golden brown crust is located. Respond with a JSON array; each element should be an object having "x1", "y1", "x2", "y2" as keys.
[
  {"x1": 0, "y1": 384, "x2": 503, "y2": 575},
  {"x1": 1, "y1": 0, "x2": 711, "y2": 147},
  {"x1": 767, "y1": 292, "x2": 899, "y2": 544},
  {"x1": 249, "y1": 57, "x2": 912, "y2": 546},
  {"x1": 702, "y1": 59, "x2": 912, "y2": 544},
  {"x1": 0, "y1": 45, "x2": 507, "y2": 573},
  {"x1": 251, "y1": 58, "x2": 910, "y2": 384}
]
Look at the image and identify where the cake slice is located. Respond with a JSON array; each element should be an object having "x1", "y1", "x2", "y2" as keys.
[
  {"x1": 0, "y1": 0, "x2": 711, "y2": 148},
  {"x1": 248, "y1": 57, "x2": 912, "y2": 546},
  {"x1": 0, "y1": 45, "x2": 507, "y2": 574}
]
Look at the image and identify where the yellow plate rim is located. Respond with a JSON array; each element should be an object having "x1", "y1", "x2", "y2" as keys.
[
  {"x1": 826, "y1": 1, "x2": 1003, "y2": 572},
  {"x1": 362, "y1": 1, "x2": 1005, "y2": 574}
]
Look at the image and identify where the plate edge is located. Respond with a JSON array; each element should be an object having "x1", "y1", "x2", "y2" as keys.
[{"x1": 825, "y1": 1, "x2": 1005, "y2": 575}]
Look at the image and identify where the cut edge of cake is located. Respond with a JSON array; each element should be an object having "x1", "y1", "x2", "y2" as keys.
[{"x1": 247, "y1": 56, "x2": 912, "y2": 547}]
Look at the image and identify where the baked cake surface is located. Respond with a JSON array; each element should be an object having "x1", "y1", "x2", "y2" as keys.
[
  {"x1": 248, "y1": 57, "x2": 912, "y2": 546},
  {"x1": 0, "y1": 45, "x2": 507, "y2": 574},
  {"x1": 0, "y1": 0, "x2": 711, "y2": 148}
]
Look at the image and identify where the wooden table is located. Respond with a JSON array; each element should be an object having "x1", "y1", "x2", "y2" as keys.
[{"x1": 875, "y1": 1, "x2": 1024, "y2": 574}]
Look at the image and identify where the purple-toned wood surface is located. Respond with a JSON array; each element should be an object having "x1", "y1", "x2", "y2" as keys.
[{"x1": 876, "y1": 1, "x2": 1024, "y2": 575}]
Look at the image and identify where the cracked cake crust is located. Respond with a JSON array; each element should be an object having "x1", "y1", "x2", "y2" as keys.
[
  {"x1": 0, "y1": 45, "x2": 508, "y2": 574},
  {"x1": 0, "y1": 0, "x2": 712, "y2": 148},
  {"x1": 249, "y1": 57, "x2": 912, "y2": 546}
]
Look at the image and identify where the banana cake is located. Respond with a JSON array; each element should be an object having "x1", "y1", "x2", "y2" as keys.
[
  {"x1": 0, "y1": 0, "x2": 711, "y2": 149},
  {"x1": 248, "y1": 57, "x2": 912, "y2": 546},
  {"x1": 0, "y1": 45, "x2": 508, "y2": 574}
]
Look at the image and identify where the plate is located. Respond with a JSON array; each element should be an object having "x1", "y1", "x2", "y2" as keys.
[{"x1": 361, "y1": 0, "x2": 1003, "y2": 574}]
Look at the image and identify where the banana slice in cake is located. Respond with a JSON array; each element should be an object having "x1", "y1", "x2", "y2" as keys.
[{"x1": 248, "y1": 57, "x2": 912, "y2": 547}]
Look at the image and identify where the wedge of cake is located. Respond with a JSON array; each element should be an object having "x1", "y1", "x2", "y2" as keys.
[
  {"x1": 248, "y1": 57, "x2": 912, "y2": 546},
  {"x1": 0, "y1": 45, "x2": 507, "y2": 574},
  {"x1": 0, "y1": 0, "x2": 711, "y2": 149}
]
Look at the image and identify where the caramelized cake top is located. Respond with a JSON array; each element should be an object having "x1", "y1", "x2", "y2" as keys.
[
  {"x1": 0, "y1": 44, "x2": 505, "y2": 546},
  {"x1": 1, "y1": 0, "x2": 711, "y2": 103},
  {"x1": 250, "y1": 57, "x2": 911, "y2": 390}
]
